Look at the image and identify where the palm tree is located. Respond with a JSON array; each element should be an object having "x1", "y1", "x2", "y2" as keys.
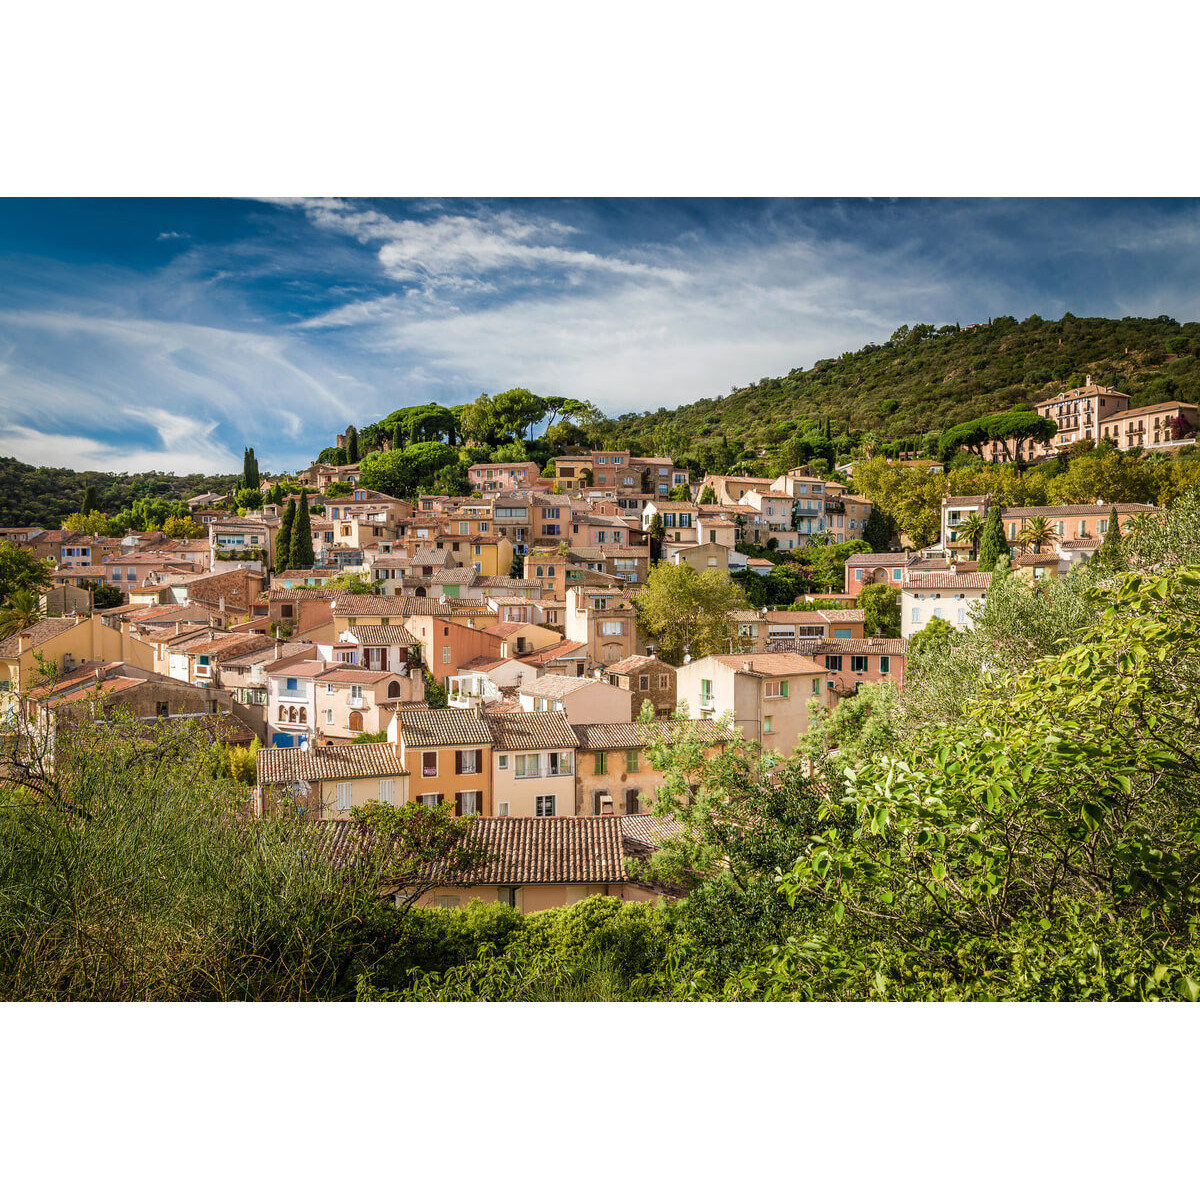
[
  {"x1": 0, "y1": 589, "x2": 41, "y2": 640},
  {"x1": 957, "y1": 513, "x2": 985, "y2": 560},
  {"x1": 1017, "y1": 517, "x2": 1057, "y2": 554}
]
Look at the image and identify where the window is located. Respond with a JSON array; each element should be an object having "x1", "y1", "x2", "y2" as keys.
[
  {"x1": 515, "y1": 753, "x2": 541, "y2": 779},
  {"x1": 625, "y1": 748, "x2": 639, "y2": 773},
  {"x1": 457, "y1": 748, "x2": 479, "y2": 774},
  {"x1": 594, "y1": 750, "x2": 607, "y2": 774},
  {"x1": 418, "y1": 793, "x2": 441, "y2": 808},
  {"x1": 911, "y1": 608, "x2": 921, "y2": 624},
  {"x1": 639, "y1": 674, "x2": 650, "y2": 690},
  {"x1": 851, "y1": 655, "x2": 868, "y2": 672},
  {"x1": 422, "y1": 751, "x2": 437, "y2": 777},
  {"x1": 497, "y1": 801, "x2": 510, "y2": 817},
  {"x1": 548, "y1": 751, "x2": 572, "y2": 776},
  {"x1": 763, "y1": 715, "x2": 773, "y2": 734},
  {"x1": 699, "y1": 679, "x2": 713, "y2": 709},
  {"x1": 600, "y1": 620, "x2": 624, "y2": 636},
  {"x1": 879, "y1": 656, "x2": 890, "y2": 674},
  {"x1": 441, "y1": 646, "x2": 452, "y2": 664},
  {"x1": 765, "y1": 679, "x2": 789, "y2": 699},
  {"x1": 336, "y1": 781, "x2": 352, "y2": 811},
  {"x1": 285, "y1": 677, "x2": 298, "y2": 691},
  {"x1": 854, "y1": 568, "x2": 863, "y2": 581},
  {"x1": 535, "y1": 795, "x2": 556, "y2": 817},
  {"x1": 350, "y1": 684, "x2": 363, "y2": 702},
  {"x1": 456, "y1": 791, "x2": 480, "y2": 816},
  {"x1": 324, "y1": 709, "x2": 334, "y2": 724},
  {"x1": 497, "y1": 754, "x2": 508, "y2": 770},
  {"x1": 892, "y1": 568, "x2": 902, "y2": 581},
  {"x1": 825, "y1": 655, "x2": 843, "y2": 671},
  {"x1": 812, "y1": 678, "x2": 821, "y2": 695},
  {"x1": 379, "y1": 779, "x2": 394, "y2": 805},
  {"x1": 957, "y1": 608, "x2": 966, "y2": 624}
]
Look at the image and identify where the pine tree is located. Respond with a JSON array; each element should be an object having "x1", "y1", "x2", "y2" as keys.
[
  {"x1": 347, "y1": 425, "x2": 359, "y2": 464},
  {"x1": 290, "y1": 488, "x2": 314, "y2": 568},
  {"x1": 977, "y1": 504, "x2": 1009, "y2": 571},
  {"x1": 275, "y1": 500, "x2": 295, "y2": 573},
  {"x1": 81, "y1": 485, "x2": 98, "y2": 515}
]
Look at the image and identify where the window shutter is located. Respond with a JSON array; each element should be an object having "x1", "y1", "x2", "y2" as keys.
[
  {"x1": 455, "y1": 793, "x2": 463, "y2": 816},
  {"x1": 455, "y1": 750, "x2": 463, "y2": 774}
]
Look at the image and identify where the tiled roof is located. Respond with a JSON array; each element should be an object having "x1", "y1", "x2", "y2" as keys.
[
  {"x1": 605, "y1": 654, "x2": 670, "y2": 675},
  {"x1": 257, "y1": 742, "x2": 408, "y2": 785},
  {"x1": 343, "y1": 625, "x2": 420, "y2": 646},
  {"x1": 709, "y1": 653, "x2": 829, "y2": 678},
  {"x1": 458, "y1": 656, "x2": 510, "y2": 674},
  {"x1": 266, "y1": 659, "x2": 330, "y2": 678},
  {"x1": 820, "y1": 609, "x2": 865, "y2": 622},
  {"x1": 431, "y1": 568, "x2": 480, "y2": 584},
  {"x1": 845, "y1": 552, "x2": 909, "y2": 565},
  {"x1": 0, "y1": 617, "x2": 78, "y2": 658},
  {"x1": 411, "y1": 548, "x2": 455, "y2": 566},
  {"x1": 484, "y1": 711, "x2": 579, "y2": 750},
  {"x1": 521, "y1": 675, "x2": 601, "y2": 699},
  {"x1": 1061, "y1": 538, "x2": 1101, "y2": 549},
  {"x1": 942, "y1": 495, "x2": 988, "y2": 506},
  {"x1": 904, "y1": 572, "x2": 994, "y2": 589},
  {"x1": 316, "y1": 667, "x2": 398, "y2": 684},
  {"x1": 794, "y1": 637, "x2": 908, "y2": 655},
  {"x1": 621, "y1": 813, "x2": 684, "y2": 848},
  {"x1": 1000, "y1": 503, "x2": 1156, "y2": 518},
  {"x1": 331, "y1": 595, "x2": 437, "y2": 616},
  {"x1": 518, "y1": 640, "x2": 586, "y2": 665},
  {"x1": 398, "y1": 708, "x2": 492, "y2": 747},
  {"x1": 1015, "y1": 553, "x2": 1061, "y2": 566},
  {"x1": 571, "y1": 718, "x2": 726, "y2": 751}
]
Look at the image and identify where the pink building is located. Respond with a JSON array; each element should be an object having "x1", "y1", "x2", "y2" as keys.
[{"x1": 467, "y1": 462, "x2": 542, "y2": 492}]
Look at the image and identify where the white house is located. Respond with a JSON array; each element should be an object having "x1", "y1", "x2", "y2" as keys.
[{"x1": 900, "y1": 569, "x2": 992, "y2": 638}]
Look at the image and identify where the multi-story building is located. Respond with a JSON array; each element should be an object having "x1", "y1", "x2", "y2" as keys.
[
  {"x1": 900, "y1": 567, "x2": 993, "y2": 638},
  {"x1": 674, "y1": 653, "x2": 831, "y2": 755},
  {"x1": 563, "y1": 585, "x2": 639, "y2": 667},
  {"x1": 483, "y1": 712, "x2": 578, "y2": 818},
  {"x1": 265, "y1": 659, "x2": 330, "y2": 748},
  {"x1": 729, "y1": 608, "x2": 867, "y2": 651},
  {"x1": 1097, "y1": 401, "x2": 1198, "y2": 451},
  {"x1": 600, "y1": 653, "x2": 676, "y2": 720},
  {"x1": 796, "y1": 637, "x2": 907, "y2": 701},
  {"x1": 467, "y1": 461, "x2": 543, "y2": 492},
  {"x1": 393, "y1": 708, "x2": 493, "y2": 817}
]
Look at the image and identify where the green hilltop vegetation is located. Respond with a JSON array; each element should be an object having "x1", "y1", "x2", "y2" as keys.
[{"x1": 597, "y1": 313, "x2": 1200, "y2": 472}]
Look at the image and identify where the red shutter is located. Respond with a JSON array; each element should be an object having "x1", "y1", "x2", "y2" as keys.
[
  {"x1": 455, "y1": 792, "x2": 463, "y2": 816},
  {"x1": 455, "y1": 750, "x2": 463, "y2": 774}
]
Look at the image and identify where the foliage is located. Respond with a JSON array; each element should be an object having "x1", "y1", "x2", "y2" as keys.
[
  {"x1": 460, "y1": 388, "x2": 547, "y2": 445},
  {"x1": 976, "y1": 504, "x2": 1009, "y2": 570},
  {"x1": 290, "y1": 488, "x2": 314, "y2": 569},
  {"x1": 938, "y1": 410, "x2": 1057, "y2": 462},
  {"x1": 161, "y1": 514, "x2": 205, "y2": 539},
  {"x1": 275, "y1": 499, "x2": 295, "y2": 572},
  {"x1": 632, "y1": 561, "x2": 748, "y2": 664},
  {"x1": 423, "y1": 670, "x2": 448, "y2": 708},
  {"x1": 908, "y1": 615, "x2": 957, "y2": 655},
  {"x1": 323, "y1": 481, "x2": 353, "y2": 498},
  {"x1": 0, "y1": 590, "x2": 41, "y2": 640},
  {"x1": 87, "y1": 582, "x2": 125, "y2": 609},
  {"x1": 698, "y1": 484, "x2": 716, "y2": 504},
  {"x1": 60, "y1": 510, "x2": 110, "y2": 535},
  {"x1": 240, "y1": 447, "x2": 260, "y2": 494},
  {"x1": 1095, "y1": 505, "x2": 1125, "y2": 571},
  {"x1": 861, "y1": 504, "x2": 897, "y2": 552},
  {"x1": 857, "y1": 582, "x2": 901, "y2": 636},
  {"x1": 357, "y1": 442, "x2": 458, "y2": 499},
  {"x1": 803, "y1": 538, "x2": 871, "y2": 593},
  {"x1": 0, "y1": 542, "x2": 53, "y2": 608},
  {"x1": 745, "y1": 566, "x2": 1200, "y2": 1000}
]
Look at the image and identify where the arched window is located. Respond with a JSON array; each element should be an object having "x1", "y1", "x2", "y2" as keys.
[
  {"x1": 278, "y1": 705, "x2": 286, "y2": 721},
  {"x1": 299, "y1": 707, "x2": 307, "y2": 724},
  {"x1": 387, "y1": 680, "x2": 402, "y2": 698},
  {"x1": 414, "y1": 587, "x2": 427, "y2": 597},
  {"x1": 289, "y1": 706, "x2": 298, "y2": 723},
  {"x1": 348, "y1": 710, "x2": 363, "y2": 732}
]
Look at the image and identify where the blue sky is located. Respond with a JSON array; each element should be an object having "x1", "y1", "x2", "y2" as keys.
[{"x1": 3, "y1": 197, "x2": 1200, "y2": 477}]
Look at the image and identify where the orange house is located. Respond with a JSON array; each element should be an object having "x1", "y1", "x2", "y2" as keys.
[
  {"x1": 403, "y1": 613, "x2": 506, "y2": 688},
  {"x1": 392, "y1": 708, "x2": 493, "y2": 816}
]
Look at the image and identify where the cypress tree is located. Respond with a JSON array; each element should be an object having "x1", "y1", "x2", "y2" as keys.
[
  {"x1": 1096, "y1": 506, "x2": 1125, "y2": 571},
  {"x1": 275, "y1": 499, "x2": 295, "y2": 573},
  {"x1": 347, "y1": 426, "x2": 359, "y2": 464},
  {"x1": 290, "y1": 489, "x2": 314, "y2": 568},
  {"x1": 242, "y1": 447, "x2": 260, "y2": 493},
  {"x1": 977, "y1": 505, "x2": 1009, "y2": 571},
  {"x1": 81, "y1": 485, "x2": 98, "y2": 515}
]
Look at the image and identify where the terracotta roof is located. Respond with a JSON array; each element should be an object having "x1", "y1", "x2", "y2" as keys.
[
  {"x1": 521, "y1": 675, "x2": 605, "y2": 699},
  {"x1": 343, "y1": 625, "x2": 420, "y2": 646},
  {"x1": 820, "y1": 609, "x2": 865, "y2": 622},
  {"x1": 265, "y1": 660, "x2": 331, "y2": 678},
  {"x1": 904, "y1": 572, "x2": 994, "y2": 589},
  {"x1": 571, "y1": 718, "x2": 726, "y2": 751},
  {"x1": 845, "y1": 552, "x2": 909, "y2": 566},
  {"x1": 1061, "y1": 538, "x2": 1101, "y2": 549},
  {"x1": 1015, "y1": 553, "x2": 1061, "y2": 566},
  {"x1": 316, "y1": 667, "x2": 399, "y2": 685},
  {"x1": 257, "y1": 742, "x2": 408, "y2": 785},
  {"x1": 621, "y1": 813, "x2": 685, "y2": 848},
  {"x1": 794, "y1": 637, "x2": 908, "y2": 655},
  {"x1": 398, "y1": 708, "x2": 492, "y2": 747},
  {"x1": 411, "y1": 548, "x2": 455, "y2": 566},
  {"x1": 605, "y1": 654, "x2": 670, "y2": 675},
  {"x1": 709, "y1": 653, "x2": 829, "y2": 678},
  {"x1": 431, "y1": 567, "x2": 480, "y2": 584},
  {"x1": 457, "y1": 656, "x2": 510, "y2": 674},
  {"x1": 1000, "y1": 503, "x2": 1156, "y2": 518},
  {"x1": 484, "y1": 711, "x2": 579, "y2": 750},
  {"x1": 943, "y1": 495, "x2": 989, "y2": 506},
  {"x1": 518, "y1": 640, "x2": 586, "y2": 665},
  {"x1": 0, "y1": 617, "x2": 78, "y2": 658}
]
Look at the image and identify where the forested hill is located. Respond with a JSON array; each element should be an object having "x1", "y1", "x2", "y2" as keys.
[
  {"x1": 0, "y1": 458, "x2": 240, "y2": 530},
  {"x1": 600, "y1": 313, "x2": 1200, "y2": 468}
]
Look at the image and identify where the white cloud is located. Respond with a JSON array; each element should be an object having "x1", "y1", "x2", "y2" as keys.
[
  {"x1": 0, "y1": 424, "x2": 235, "y2": 475},
  {"x1": 157, "y1": 231, "x2": 190, "y2": 240}
]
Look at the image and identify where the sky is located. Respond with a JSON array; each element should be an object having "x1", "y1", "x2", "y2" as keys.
[{"x1": 3, "y1": 196, "x2": 1200, "y2": 477}]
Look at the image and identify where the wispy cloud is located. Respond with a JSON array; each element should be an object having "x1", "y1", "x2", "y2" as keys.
[{"x1": 157, "y1": 230, "x2": 190, "y2": 241}]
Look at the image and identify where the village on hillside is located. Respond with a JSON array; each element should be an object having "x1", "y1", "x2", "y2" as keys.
[{"x1": 1, "y1": 377, "x2": 1196, "y2": 913}]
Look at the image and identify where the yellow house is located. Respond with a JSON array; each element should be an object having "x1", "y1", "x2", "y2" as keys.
[
  {"x1": 0, "y1": 614, "x2": 155, "y2": 716},
  {"x1": 255, "y1": 742, "x2": 410, "y2": 819}
]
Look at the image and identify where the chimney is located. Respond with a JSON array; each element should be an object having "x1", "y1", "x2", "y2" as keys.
[
  {"x1": 95, "y1": 667, "x2": 103, "y2": 681},
  {"x1": 743, "y1": 661, "x2": 752, "y2": 672},
  {"x1": 1086, "y1": 374, "x2": 1092, "y2": 387},
  {"x1": 175, "y1": 621, "x2": 182, "y2": 633},
  {"x1": 19, "y1": 635, "x2": 29, "y2": 654}
]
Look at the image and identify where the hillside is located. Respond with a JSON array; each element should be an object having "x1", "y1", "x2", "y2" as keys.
[
  {"x1": 599, "y1": 313, "x2": 1200, "y2": 470},
  {"x1": 0, "y1": 458, "x2": 241, "y2": 530}
]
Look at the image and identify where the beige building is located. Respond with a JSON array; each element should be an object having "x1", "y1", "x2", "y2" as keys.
[
  {"x1": 600, "y1": 653, "x2": 677, "y2": 720},
  {"x1": 674, "y1": 652, "x2": 831, "y2": 755},
  {"x1": 563, "y1": 585, "x2": 638, "y2": 667},
  {"x1": 571, "y1": 718, "x2": 726, "y2": 815},
  {"x1": 518, "y1": 675, "x2": 630, "y2": 723},
  {"x1": 314, "y1": 666, "x2": 412, "y2": 742},
  {"x1": 484, "y1": 711, "x2": 579, "y2": 818},
  {"x1": 255, "y1": 742, "x2": 410, "y2": 818}
]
